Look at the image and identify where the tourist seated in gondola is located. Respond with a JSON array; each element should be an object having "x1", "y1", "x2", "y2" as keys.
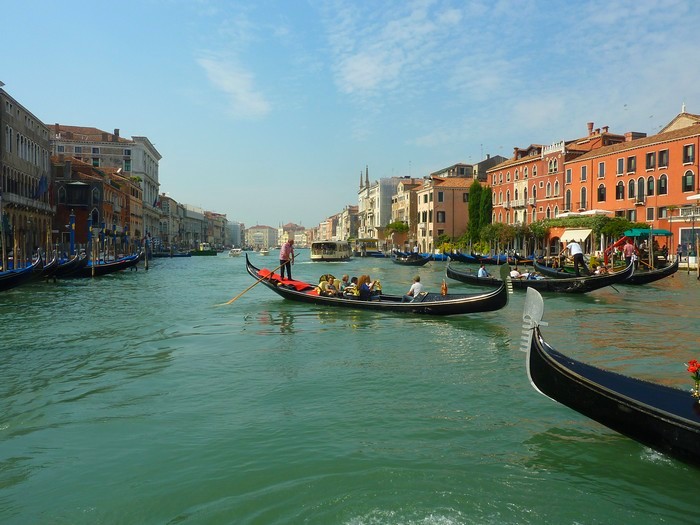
[
  {"x1": 477, "y1": 264, "x2": 490, "y2": 278},
  {"x1": 357, "y1": 275, "x2": 375, "y2": 300},
  {"x1": 338, "y1": 274, "x2": 350, "y2": 293},
  {"x1": 401, "y1": 275, "x2": 424, "y2": 302},
  {"x1": 343, "y1": 276, "x2": 359, "y2": 297},
  {"x1": 316, "y1": 274, "x2": 338, "y2": 296},
  {"x1": 369, "y1": 278, "x2": 382, "y2": 300},
  {"x1": 509, "y1": 266, "x2": 522, "y2": 279}
]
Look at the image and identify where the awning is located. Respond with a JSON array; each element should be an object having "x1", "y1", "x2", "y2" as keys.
[
  {"x1": 624, "y1": 228, "x2": 672, "y2": 237},
  {"x1": 560, "y1": 228, "x2": 592, "y2": 243}
]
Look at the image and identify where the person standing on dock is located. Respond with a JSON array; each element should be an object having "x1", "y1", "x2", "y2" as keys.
[{"x1": 279, "y1": 239, "x2": 295, "y2": 280}]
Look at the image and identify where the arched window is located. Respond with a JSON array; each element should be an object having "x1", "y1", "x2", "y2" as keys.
[
  {"x1": 515, "y1": 169, "x2": 519, "y2": 181},
  {"x1": 554, "y1": 180, "x2": 560, "y2": 196},
  {"x1": 524, "y1": 167, "x2": 528, "y2": 179},
  {"x1": 637, "y1": 177, "x2": 645, "y2": 201},
  {"x1": 683, "y1": 170, "x2": 695, "y2": 192},
  {"x1": 532, "y1": 209, "x2": 537, "y2": 222},
  {"x1": 546, "y1": 182, "x2": 551, "y2": 197},
  {"x1": 533, "y1": 165, "x2": 538, "y2": 177},
  {"x1": 532, "y1": 185, "x2": 537, "y2": 199},
  {"x1": 616, "y1": 181, "x2": 625, "y2": 199},
  {"x1": 58, "y1": 186, "x2": 66, "y2": 204},
  {"x1": 506, "y1": 171, "x2": 511, "y2": 182},
  {"x1": 514, "y1": 189, "x2": 519, "y2": 201},
  {"x1": 597, "y1": 183, "x2": 606, "y2": 202},
  {"x1": 506, "y1": 190, "x2": 511, "y2": 203},
  {"x1": 627, "y1": 179, "x2": 635, "y2": 199},
  {"x1": 647, "y1": 176, "x2": 655, "y2": 197},
  {"x1": 658, "y1": 174, "x2": 668, "y2": 195}
]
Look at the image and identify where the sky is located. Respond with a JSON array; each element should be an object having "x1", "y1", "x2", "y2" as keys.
[{"x1": 2, "y1": 0, "x2": 700, "y2": 229}]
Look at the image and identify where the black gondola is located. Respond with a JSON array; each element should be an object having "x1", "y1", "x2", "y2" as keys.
[
  {"x1": 245, "y1": 254, "x2": 510, "y2": 316},
  {"x1": 70, "y1": 253, "x2": 140, "y2": 278},
  {"x1": 446, "y1": 260, "x2": 633, "y2": 293},
  {"x1": 53, "y1": 253, "x2": 89, "y2": 278},
  {"x1": 521, "y1": 287, "x2": 700, "y2": 468},
  {"x1": 534, "y1": 257, "x2": 679, "y2": 285},
  {"x1": 390, "y1": 253, "x2": 431, "y2": 266},
  {"x1": 0, "y1": 264, "x2": 36, "y2": 292}
]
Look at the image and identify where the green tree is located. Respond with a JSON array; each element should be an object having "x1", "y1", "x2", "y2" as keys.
[
  {"x1": 385, "y1": 221, "x2": 409, "y2": 234},
  {"x1": 479, "y1": 186, "x2": 493, "y2": 232},
  {"x1": 468, "y1": 181, "x2": 483, "y2": 242}
]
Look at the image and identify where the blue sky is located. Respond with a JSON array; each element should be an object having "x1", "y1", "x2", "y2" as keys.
[{"x1": 2, "y1": 0, "x2": 699, "y2": 228}]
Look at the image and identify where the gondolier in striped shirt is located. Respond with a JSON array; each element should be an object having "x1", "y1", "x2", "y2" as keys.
[{"x1": 279, "y1": 239, "x2": 295, "y2": 280}]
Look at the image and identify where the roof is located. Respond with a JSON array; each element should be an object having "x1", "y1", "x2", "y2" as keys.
[{"x1": 572, "y1": 123, "x2": 700, "y2": 162}]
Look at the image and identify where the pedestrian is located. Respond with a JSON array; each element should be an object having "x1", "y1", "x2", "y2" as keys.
[
  {"x1": 563, "y1": 239, "x2": 590, "y2": 277},
  {"x1": 279, "y1": 238, "x2": 295, "y2": 280}
]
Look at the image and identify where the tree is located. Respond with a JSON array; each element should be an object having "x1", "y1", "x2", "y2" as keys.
[
  {"x1": 385, "y1": 221, "x2": 409, "y2": 234},
  {"x1": 480, "y1": 186, "x2": 493, "y2": 230},
  {"x1": 468, "y1": 181, "x2": 483, "y2": 242}
]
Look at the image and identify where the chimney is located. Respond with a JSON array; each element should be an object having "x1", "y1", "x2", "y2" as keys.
[
  {"x1": 54, "y1": 123, "x2": 60, "y2": 134},
  {"x1": 602, "y1": 126, "x2": 609, "y2": 133},
  {"x1": 587, "y1": 122, "x2": 594, "y2": 136},
  {"x1": 486, "y1": 153, "x2": 490, "y2": 159},
  {"x1": 113, "y1": 129, "x2": 120, "y2": 142},
  {"x1": 114, "y1": 128, "x2": 120, "y2": 137}
]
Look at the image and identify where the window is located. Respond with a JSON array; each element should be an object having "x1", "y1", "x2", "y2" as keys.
[
  {"x1": 524, "y1": 167, "x2": 528, "y2": 179},
  {"x1": 546, "y1": 182, "x2": 551, "y2": 198},
  {"x1": 514, "y1": 169, "x2": 519, "y2": 181},
  {"x1": 437, "y1": 211, "x2": 446, "y2": 223},
  {"x1": 429, "y1": 192, "x2": 433, "y2": 202},
  {"x1": 437, "y1": 229, "x2": 444, "y2": 235},
  {"x1": 628, "y1": 180, "x2": 635, "y2": 199},
  {"x1": 75, "y1": 146, "x2": 82, "y2": 154},
  {"x1": 659, "y1": 149, "x2": 669, "y2": 167},
  {"x1": 616, "y1": 181, "x2": 624, "y2": 199},
  {"x1": 124, "y1": 148, "x2": 131, "y2": 156},
  {"x1": 92, "y1": 147, "x2": 99, "y2": 154},
  {"x1": 548, "y1": 159, "x2": 558, "y2": 173},
  {"x1": 554, "y1": 180, "x2": 560, "y2": 196},
  {"x1": 564, "y1": 189, "x2": 571, "y2": 211},
  {"x1": 658, "y1": 206, "x2": 667, "y2": 219},
  {"x1": 598, "y1": 162, "x2": 605, "y2": 178},
  {"x1": 637, "y1": 177, "x2": 645, "y2": 202},
  {"x1": 533, "y1": 166, "x2": 538, "y2": 177},
  {"x1": 627, "y1": 156, "x2": 636, "y2": 173},
  {"x1": 57, "y1": 145, "x2": 64, "y2": 153},
  {"x1": 92, "y1": 158, "x2": 99, "y2": 167},
  {"x1": 565, "y1": 168, "x2": 572, "y2": 184},
  {"x1": 658, "y1": 174, "x2": 668, "y2": 195},
  {"x1": 646, "y1": 151, "x2": 656, "y2": 170},
  {"x1": 506, "y1": 171, "x2": 511, "y2": 182},
  {"x1": 580, "y1": 187, "x2": 587, "y2": 209},
  {"x1": 617, "y1": 158, "x2": 624, "y2": 175},
  {"x1": 597, "y1": 184, "x2": 606, "y2": 202},
  {"x1": 682, "y1": 170, "x2": 695, "y2": 192},
  {"x1": 646, "y1": 176, "x2": 654, "y2": 197},
  {"x1": 437, "y1": 191, "x2": 444, "y2": 203},
  {"x1": 462, "y1": 192, "x2": 468, "y2": 202},
  {"x1": 646, "y1": 207, "x2": 655, "y2": 221},
  {"x1": 580, "y1": 165, "x2": 587, "y2": 182},
  {"x1": 124, "y1": 159, "x2": 131, "y2": 172},
  {"x1": 423, "y1": 194, "x2": 428, "y2": 203},
  {"x1": 683, "y1": 144, "x2": 695, "y2": 164}
]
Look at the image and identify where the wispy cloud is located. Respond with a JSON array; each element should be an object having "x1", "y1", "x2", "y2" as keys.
[{"x1": 197, "y1": 57, "x2": 271, "y2": 119}]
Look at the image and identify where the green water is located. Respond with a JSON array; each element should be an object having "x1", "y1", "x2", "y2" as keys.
[{"x1": 1, "y1": 252, "x2": 698, "y2": 524}]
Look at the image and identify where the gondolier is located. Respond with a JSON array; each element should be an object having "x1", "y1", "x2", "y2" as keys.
[
  {"x1": 563, "y1": 240, "x2": 590, "y2": 276},
  {"x1": 279, "y1": 239, "x2": 295, "y2": 280}
]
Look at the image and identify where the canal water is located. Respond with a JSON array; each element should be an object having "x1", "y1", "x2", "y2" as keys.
[{"x1": 1, "y1": 251, "x2": 698, "y2": 524}]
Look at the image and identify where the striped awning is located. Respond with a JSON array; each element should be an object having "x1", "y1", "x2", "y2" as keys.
[{"x1": 560, "y1": 228, "x2": 592, "y2": 243}]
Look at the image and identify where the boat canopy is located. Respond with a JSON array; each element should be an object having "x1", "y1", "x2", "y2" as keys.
[
  {"x1": 560, "y1": 228, "x2": 592, "y2": 243},
  {"x1": 624, "y1": 228, "x2": 672, "y2": 237}
]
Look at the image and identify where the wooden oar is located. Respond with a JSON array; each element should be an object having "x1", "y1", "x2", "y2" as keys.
[{"x1": 218, "y1": 260, "x2": 286, "y2": 306}]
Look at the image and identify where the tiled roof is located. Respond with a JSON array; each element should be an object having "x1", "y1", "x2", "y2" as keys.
[
  {"x1": 572, "y1": 124, "x2": 700, "y2": 162},
  {"x1": 49, "y1": 124, "x2": 133, "y2": 144}
]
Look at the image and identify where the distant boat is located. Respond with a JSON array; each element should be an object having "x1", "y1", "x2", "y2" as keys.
[
  {"x1": 229, "y1": 248, "x2": 243, "y2": 257},
  {"x1": 259, "y1": 248, "x2": 270, "y2": 256},
  {"x1": 190, "y1": 243, "x2": 218, "y2": 256},
  {"x1": 310, "y1": 241, "x2": 352, "y2": 262}
]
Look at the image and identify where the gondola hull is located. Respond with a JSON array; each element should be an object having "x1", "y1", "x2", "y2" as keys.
[
  {"x1": 446, "y1": 261, "x2": 633, "y2": 293},
  {"x1": 53, "y1": 254, "x2": 89, "y2": 278},
  {"x1": 522, "y1": 288, "x2": 700, "y2": 467},
  {"x1": 0, "y1": 264, "x2": 36, "y2": 292},
  {"x1": 390, "y1": 254, "x2": 431, "y2": 266},
  {"x1": 534, "y1": 257, "x2": 678, "y2": 285},
  {"x1": 245, "y1": 254, "x2": 509, "y2": 316},
  {"x1": 70, "y1": 254, "x2": 140, "y2": 277}
]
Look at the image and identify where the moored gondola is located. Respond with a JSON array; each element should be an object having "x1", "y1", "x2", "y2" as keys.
[
  {"x1": 390, "y1": 253, "x2": 431, "y2": 266},
  {"x1": 534, "y1": 257, "x2": 678, "y2": 285},
  {"x1": 68, "y1": 253, "x2": 140, "y2": 278},
  {"x1": 245, "y1": 254, "x2": 510, "y2": 316},
  {"x1": 53, "y1": 253, "x2": 89, "y2": 278},
  {"x1": 446, "y1": 260, "x2": 633, "y2": 293},
  {"x1": 521, "y1": 287, "x2": 700, "y2": 468},
  {"x1": 0, "y1": 263, "x2": 36, "y2": 292}
]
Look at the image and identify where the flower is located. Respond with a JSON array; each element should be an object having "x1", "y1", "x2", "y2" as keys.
[{"x1": 687, "y1": 359, "x2": 700, "y2": 380}]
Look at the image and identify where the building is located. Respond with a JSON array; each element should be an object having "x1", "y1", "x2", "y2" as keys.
[
  {"x1": 336, "y1": 205, "x2": 359, "y2": 242},
  {"x1": 245, "y1": 225, "x2": 277, "y2": 250},
  {"x1": 357, "y1": 167, "x2": 402, "y2": 241},
  {"x1": 390, "y1": 177, "x2": 423, "y2": 247},
  {"x1": 415, "y1": 176, "x2": 473, "y2": 253},
  {"x1": 49, "y1": 124, "x2": 162, "y2": 241},
  {"x1": 0, "y1": 86, "x2": 53, "y2": 268}
]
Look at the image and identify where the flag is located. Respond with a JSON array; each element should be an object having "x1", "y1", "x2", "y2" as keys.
[{"x1": 33, "y1": 175, "x2": 48, "y2": 199}]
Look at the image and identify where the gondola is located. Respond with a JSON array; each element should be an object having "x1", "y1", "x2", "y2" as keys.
[
  {"x1": 37, "y1": 254, "x2": 60, "y2": 279},
  {"x1": 245, "y1": 254, "x2": 510, "y2": 316},
  {"x1": 0, "y1": 263, "x2": 37, "y2": 292},
  {"x1": 446, "y1": 260, "x2": 633, "y2": 293},
  {"x1": 445, "y1": 252, "x2": 480, "y2": 264},
  {"x1": 521, "y1": 287, "x2": 700, "y2": 468},
  {"x1": 390, "y1": 252, "x2": 431, "y2": 266},
  {"x1": 534, "y1": 257, "x2": 679, "y2": 285},
  {"x1": 53, "y1": 253, "x2": 89, "y2": 278},
  {"x1": 71, "y1": 253, "x2": 140, "y2": 278}
]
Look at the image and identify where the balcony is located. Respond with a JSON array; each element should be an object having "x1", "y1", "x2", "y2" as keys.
[
  {"x1": 511, "y1": 198, "x2": 526, "y2": 208},
  {"x1": 634, "y1": 199, "x2": 646, "y2": 206},
  {"x1": 503, "y1": 201, "x2": 511, "y2": 209}
]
